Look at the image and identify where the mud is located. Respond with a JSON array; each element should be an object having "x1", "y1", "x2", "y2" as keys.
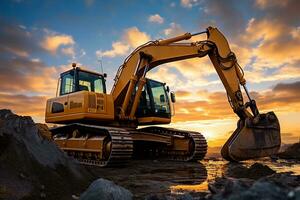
[
  {"x1": 86, "y1": 160, "x2": 208, "y2": 199},
  {"x1": 84, "y1": 159, "x2": 300, "y2": 199}
]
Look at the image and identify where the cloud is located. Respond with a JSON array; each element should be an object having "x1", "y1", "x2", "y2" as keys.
[
  {"x1": 0, "y1": 93, "x2": 46, "y2": 118},
  {"x1": 0, "y1": 20, "x2": 41, "y2": 57},
  {"x1": 40, "y1": 33, "x2": 75, "y2": 55},
  {"x1": 148, "y1": 14, "x2": 164, "y2": 24},
  {"x1": 180, "y1": 0, "x2": 200, "y2": 8},
  {"x1": 96, "y1": 41, "x2": 130, "y2": 58},
  {"x1": 254, "y1": 0, "x2": 300, "y2": 26},
  {"x1": 201, "y1": 0, "x2": 247, "y2": 36},
  {"x1": 273, "y1": 81, "x2": 300, "y2": 94},
  {"x1": 163, "y1": 22, "x2": 184, "y2": 37},
  {"x1": 229, "y1": 1, "x2": 300, "y2": 84},
  {"x1": 123, "y1": 27, "x2": 151, "y2": 48},
  {"x1": 0, "y1": 19, "x2": 86, "y2": 124},
  {"x1": 255, "y1": 0, "x2": 289, "y2": 9},
  {"x1": 171, "y1": 81, "x2": 300, "y2": 123},
  {"x1": 147, "y1": 68, "x2": 186, "y2": 90},
  {"x1": 241, "y1": 15, "x2": 300, "y2": 74},
  {"x1": 96, "y1": 27, "x2": 150, "y2": 58},
  {"x1": 244, "y1": 64, "x2": 300, "y2": 84},
  {"x1": 0, "y1": 18, "x2": 80, "y2": 59},
  {"x1": 0, "y1": 56, "x2": 67, "y2": 95},
  {"x1": 61, "y1": 47, "x2": 75, "y2": 57}
]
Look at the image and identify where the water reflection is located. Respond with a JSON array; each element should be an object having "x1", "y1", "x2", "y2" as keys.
[
  {"x1": 88, "y1": 158, "x2": 300, "y2": 198},
  {"x1": 170, "y1": 158, "x2": 300, "y2": 194},
  {"x1": 89, "y1": 160, "x2": 208, "y2": 198}
]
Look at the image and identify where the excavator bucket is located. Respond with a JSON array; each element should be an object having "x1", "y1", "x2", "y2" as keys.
[{"x1": 221, "y1": 111, "x2": 281, "y2": 161}]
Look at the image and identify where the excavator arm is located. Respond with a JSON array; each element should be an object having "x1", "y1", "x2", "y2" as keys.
[
  {"x1": 111, "y1": 26, "x2": 281, "y2": 161},
  {"x1": 112, "y1": 27, "x2": 252, "y2": 120}
]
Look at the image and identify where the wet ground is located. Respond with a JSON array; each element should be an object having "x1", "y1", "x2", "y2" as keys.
[{"x1": 85, "y1": 158, "x2": 300, "y2": 199}]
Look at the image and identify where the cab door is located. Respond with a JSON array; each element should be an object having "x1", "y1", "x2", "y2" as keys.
[{"x1": 50, "y1": 71, "x2": 75, "y2": 115}]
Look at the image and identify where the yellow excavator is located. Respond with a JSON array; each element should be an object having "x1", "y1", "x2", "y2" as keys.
[{"x1": 45, "y1": 27, "x2": 281, "y2": 166}]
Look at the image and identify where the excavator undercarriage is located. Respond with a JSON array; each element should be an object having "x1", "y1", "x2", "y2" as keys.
[{"x1": 50, "y1": 124, "x2": 206, "y2": 167}]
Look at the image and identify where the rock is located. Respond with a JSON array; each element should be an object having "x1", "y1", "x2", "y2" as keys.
[
  {"x1": 144, "y1": 193, "x2": 196, "y2": 200},
  {"x1": 226, "y1": 163, "x2": 275, "y2": 179},
  {"x1": 0, "y1": 109, "x2": 92, "y2": 199},
  {"x1": 36, "y1": 123, "x2": 52, "y2": 140},
  {"x1": 0, "y1": 109, "x2": 79, "y2": 169},
  {"x1": 80, "y1": 178, "x2": 133, "y2": 200},
  {"x1": 175, "y1": 194, "x2": 194, "y2": 200},
  {"x1": 293, "y1": 187, "x2": 300, "y2": 200},
  {"x1": 72, "y1": 194, "x2": 80, "y2": 199},
  {"x1": 207, "y1": 173, "x2": 300, "y2": 200},
  {"x1": 40, "y1": 192, "x2": 46, "y2": 198},
  {"x1": 278, "y1": 142, "x2": 300, "y2": 160},
  {"x1": 144, "y1": 194, "x2": 168, "y2": 200}
]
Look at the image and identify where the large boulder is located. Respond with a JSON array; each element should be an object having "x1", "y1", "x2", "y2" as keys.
[
  {"x1": 0, "y1": 109, "x2": 92, "y2": 200},
  {"x1": 80, "y1": 178, "x2": 133, "y2": 200}
]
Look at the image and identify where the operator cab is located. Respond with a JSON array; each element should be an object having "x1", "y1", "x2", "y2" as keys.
[
  {"x1": 136, "y1": 79, "x2": 175, "y2": 125},
  {"x1": 57, "y1": 64, "x2": 106, "y2": 96}
]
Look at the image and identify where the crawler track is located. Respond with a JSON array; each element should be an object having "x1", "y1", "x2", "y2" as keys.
[
  {"x1": 51, "y1": 124, "x2": 133, "y2": 167},
  {"x1": 137, "y1": 126, "x2": 207, "y2": 161}
]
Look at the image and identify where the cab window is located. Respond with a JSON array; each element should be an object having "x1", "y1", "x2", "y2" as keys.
[
  {"x1": 60, "y1": 72, "x2": 75, "y2": 95},
  {"x1": 149, "y1": 81, "x2": 170, "y2": 114},
  {"x1": 78, "y1": 71, "x2": 105, "y2": 93}
]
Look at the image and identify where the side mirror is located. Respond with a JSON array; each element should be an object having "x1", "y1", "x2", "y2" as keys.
[
  {"x1": 170, "y1": 92, "x2": 176, "y2": 103},
  {"x1": 103, "y1": 73, "x2": 107, "y2": 78},
  {"x1": 160, "y1": 94, "x2": 165, "y2": 103}
]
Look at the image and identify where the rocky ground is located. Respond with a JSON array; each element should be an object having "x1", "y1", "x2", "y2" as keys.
[
  {"x1": 0, "y1": 110, "x2": 93, "y2": 199},
  {"x1": 0, "y1": 109, "x2": 300, "y2": 200}
]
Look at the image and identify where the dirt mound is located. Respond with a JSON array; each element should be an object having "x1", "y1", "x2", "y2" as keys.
[
  {"x1": 226, "y1": 163, "x2": 275, "y2": 180},
  {"x1": 278, "y1": 142, "x2": 300, "y2": 160},
  {"x1": 0, "y1": 109, "x2": 93, "y2": 200}
]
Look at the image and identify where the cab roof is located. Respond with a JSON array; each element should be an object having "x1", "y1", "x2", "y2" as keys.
[{"x1": 60, "y1": 67, "x2": 104, "y2": 77}]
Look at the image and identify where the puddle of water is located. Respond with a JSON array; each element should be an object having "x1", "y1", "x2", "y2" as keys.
[
  {"x1": 88, "y1": 158, "x2": 300, "y2": 198},
  {"x1": 169, "y1": 159, "x2": 300, "y2": 195}
]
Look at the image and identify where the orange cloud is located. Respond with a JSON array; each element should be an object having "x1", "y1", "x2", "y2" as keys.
[
  {"x1": 171, "y1": 81, "x2": 300, "y2": 123},
  {"x1": 41, "y1": 34, "x2": 75, "y2": 55},
  {"x1": 0, "y1": 93, "x2": 47, "y2": 118},
  {"x1": 123, "y1": 27, "x2": 151, "y2": 48},
  {"x1": 0, "y1": 57, "x2": 68, "y2": 95},
  {"x1": 255, "y1": 0, "x2": 289, "y2": 9},
  {"x1": 96, "y1": 27, "x2": 150, "y2": 58},
  {"x1": 96, "y1": 42, "x2": 130, "y2": 58}
]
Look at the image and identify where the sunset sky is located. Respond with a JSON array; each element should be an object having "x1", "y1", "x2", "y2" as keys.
[{"x1": 1, "y1": 0, "x2": 300, "y2": 147}]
